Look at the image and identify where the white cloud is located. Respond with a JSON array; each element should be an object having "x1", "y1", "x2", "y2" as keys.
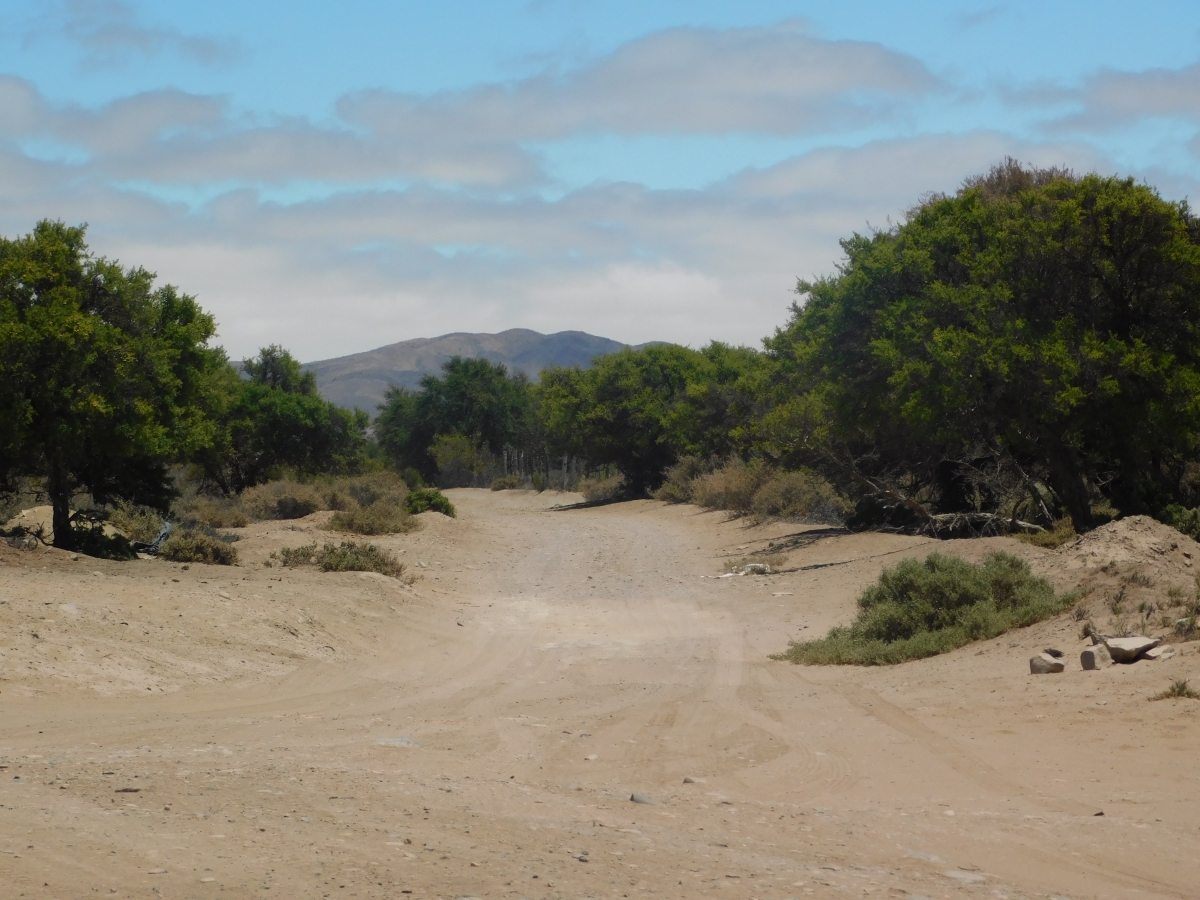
[
  {"x1": 0, "y1": 22, "x2": 942, "y2": 191},
  {"x1": 0, "y1": 132, "x2": 1120, "y2": 362},
  {"x1": 0, "y1": 22, "x2": 1178, "y2": 364},
  {"x1": 1016, "y1": 59, "x2": 1200, "y2": 132},
  {"x1": 341, "y1": 22, "x2": 940, "y2": 142},
  {"x1": 27, "y1": 0, "x2": 242, "y2": 68}
]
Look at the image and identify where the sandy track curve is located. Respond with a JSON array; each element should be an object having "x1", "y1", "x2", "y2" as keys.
[{"x1": 2, "y1": 489, "x2": 1199, "y2": 899}]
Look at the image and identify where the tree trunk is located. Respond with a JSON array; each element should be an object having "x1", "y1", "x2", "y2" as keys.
[
  {"x1": 47, "y1": 464, "x2": 75, "y2": 551},
  {"x1": 1046, "y1": 445, "x2": 1093, "y2": 530}
]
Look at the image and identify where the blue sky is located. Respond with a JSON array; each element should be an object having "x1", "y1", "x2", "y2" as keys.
[{"x1": 2, "y1": 1, "x2": 1198, "y2": 360}]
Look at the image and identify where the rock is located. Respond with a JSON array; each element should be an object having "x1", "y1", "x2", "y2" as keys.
[
  {"x1": 1042, "y1": 648, "x2": 1064, "y2": 659},
  {"x1": 942, "y1": 870, "x2": 985, "y2": 884},
  {"x1": 1029, "y1": 653, "x2": 1064, "y2": 674},
  {"x1": 1081, "y1": 644, "x2": 1112, "y2": 670},
  {"x1": 629, "y1": 792, "x2": 653, "y2": 804},
  {"x1": 1143, "y1": 644, "x2": 1177, "y2": 661},
  {"x1": 740, "y1": 563, "x2": 771, "y2": 575},
  {"x1": 682, "y1": 776, "x2": 705, "y2": 784},
  {"x1": 377, "y1": 736, "x2": 420, "y2": 748},
  {"x1": 1103, "y1": 635, "x2": 1161, "y2": 662}
]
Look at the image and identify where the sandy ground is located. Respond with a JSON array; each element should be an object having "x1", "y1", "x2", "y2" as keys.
[{"x1": 2, "y1": 490, "x2": 1199, "y2": 900}]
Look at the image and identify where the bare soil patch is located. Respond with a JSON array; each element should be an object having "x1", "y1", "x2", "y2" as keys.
[{"x1": 1, "y1": 493, "x2": 1197, "y2": 898}]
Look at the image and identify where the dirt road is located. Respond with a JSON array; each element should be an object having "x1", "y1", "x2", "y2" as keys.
[{"x1": 2, "y1": 490, "x2": 1199, "y2": 899}]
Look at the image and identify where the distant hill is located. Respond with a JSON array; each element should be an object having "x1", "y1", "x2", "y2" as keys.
[{"x1": 305, "y1": 328, "x2": 651, "y2": 412}]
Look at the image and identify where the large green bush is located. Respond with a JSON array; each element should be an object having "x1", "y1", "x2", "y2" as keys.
[
  {"x1": 404, "y1": 488, "x2": 456, "y2": 517},
  {"x1": 780, "y1": 552, "x2": 1075, "y2": 665}
]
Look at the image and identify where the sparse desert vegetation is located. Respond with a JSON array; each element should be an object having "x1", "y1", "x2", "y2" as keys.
[
  {"x1": 159, "y1": 528, "x2": 239, "y2": 565},
  {"x1": 273, "y1": 540, "x2": 406, "y2": 577},
  {"x1": 780, "y1": 552, "x2": 1076, "y2": 665}
]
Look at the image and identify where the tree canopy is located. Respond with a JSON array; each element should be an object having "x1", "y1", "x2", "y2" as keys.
[
  {"x1": 764, "y1": 160, "x2": 1200, "y2": 528},
  {"x1": 0, "y1": 221, "x2": 225, "y2": 548},
  {"x1": 196, "y1": 345, "x2": 368, "y2": 494},
  {"x1": 538, "y1": 343, "x2": 760, "y2": 494},
  {"x1": 375, "y1": 356, "x2": 535, "y2": 481}
]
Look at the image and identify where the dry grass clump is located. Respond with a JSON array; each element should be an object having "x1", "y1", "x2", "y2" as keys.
[
  {"x1": 236, "y1": 472, "x2": 416, "y2": 530},
  {"x1": 779, "y1": 551, "x2": 1075, "y2": 665},
  {"x1": 690, "y1": 458, "x2": 768, "y2": 512},
  {"x1": 240, "y1": 480, "x2": 324, "y2": 520},
  {"x1": 328, "y1": 501, "x2": 417, "y2": 535},
  {"x1": 579, "y1": 473, "x2": 625, "y2": 502},
  {"x1": 654, "y1": 456, "x2": 710, "y2": 503},
  {"x1": 1013, "y1": 517, "x2": 1079, "y2": 548},
  {"x1": 160, "y1": 529, "x2": 239, "y2": 565},
  {"x1": 1150, "y1": 679, "x2": 1200, "y2": 701},
  {"x1": 274, "y1": 541, "x2": 405, "y2": 578},
  {"x1": 173, "y1": 494, "x2": 248, "y2": 528},
  {"x1": 490, "y1": 475, "x2": 521, "y2": 491},
  {"x1": 749, "y1": 470, "x2": 853, "y2": 523},
  {"x1": 677, "y1": 458, "x2": 851, "y2": 525}
]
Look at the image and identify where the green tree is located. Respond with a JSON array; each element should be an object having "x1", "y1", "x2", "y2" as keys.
[
  {"x1": 198, "y1": 346, "x2": 367, "y2": 493},
  {"x1": 767, "y1": 160, "x2": 1200, "y2": 528},
  {"x1": 0, "y1": 221, "x2": 225, "y2": 549},
  {"x1": 375, "y1": 357, "x2": 534, "y2": 481},
  {"x1": 538, "y1": 344, "x2": 760, "y2": 494}
]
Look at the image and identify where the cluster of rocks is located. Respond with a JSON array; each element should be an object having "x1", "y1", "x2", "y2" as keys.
[{"x1": 1030, "y1": 636, "x2": 1176, "y2": 674}]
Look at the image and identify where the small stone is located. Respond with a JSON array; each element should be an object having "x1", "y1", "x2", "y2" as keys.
[
  {"x1": 1103, "y1": 635, "x2": 1161, "y2": 662},
  {"x1": 1143, "y1": 645, "x2": 1176, "y2": 661},
  {"x1": 682, "y1": 776, "x2": 704, "y2": 784},
  {"x1": 1030, "y1": 653, "x2": 1064, "y2": 674},
  {"x1": 942, "y1": 870, "x2": 985, "y2": 884},
  {"x1": 148, "y1": 868, "x2": 167, "y2": 875},
  {"x1": 377, "y1": 736, "x2": 420, "y2": 748},
  {"x1": 584, "y1": 754, "x2": 597, "y2": 761},
  {"x1": 200, "y1": 877, "x2": 216, "y2": 882},
  {"x1": 1042, "y1": 648, "x2": 1064, "y2": 659},
  {"x1": 1081, "y1": 644, "x2": 1112, "y2": 670},
  {"x1": 630, "y1": 792, "x2": 653, "y2": 804}
]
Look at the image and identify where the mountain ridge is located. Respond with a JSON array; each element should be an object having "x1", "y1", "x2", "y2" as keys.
[{"x1": 305, "y1": 328, "x2": 653, "y2": 411}]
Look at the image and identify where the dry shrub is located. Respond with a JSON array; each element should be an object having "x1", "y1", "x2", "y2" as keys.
[
  {"x1": 160, "y1": 529, "x2": 238, "y2": 565},
  {"x1": 1151, "y1": 679, "x2": 1200, "y2": 701},
  {"x1": 750, "y1": 470, "x2": 852, "y2": 525},
  {"x1": 275, "y1": 541, "x2": 404, "y2": 577},
  {"x1": 579, "y1": 473, "x2": 625, "y2": 502},
  {"x1": 107, "y1": 502, "x2": 165, "y2": 543},
  {"x1": 241, "y1": 480, "x2": 323, "y2": 520},
  {"x1": 491, "y1": 475, "x2": 521, "y2": 491},
  {"x1": 176, "y1": 495, "x2": 249, "y2": 528},
  {"x1": 689, "y1": 460, "x2": 849, "y2": 524},
  {"x1": 329, "y1": 500, "x2": 417, "y2": 535},
  {"x1": 654, "y1": 456, "x2": 709, "y2": 503},
  {"x1": 327, "y1": 472, "x2": 408, "y2": 508},
  {"x1": 691, "y1": 459, "x2": 770, "y2": 514},
  {"x1": 1012, "y1": 517, "x2": 1077, "y2": 549}
]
